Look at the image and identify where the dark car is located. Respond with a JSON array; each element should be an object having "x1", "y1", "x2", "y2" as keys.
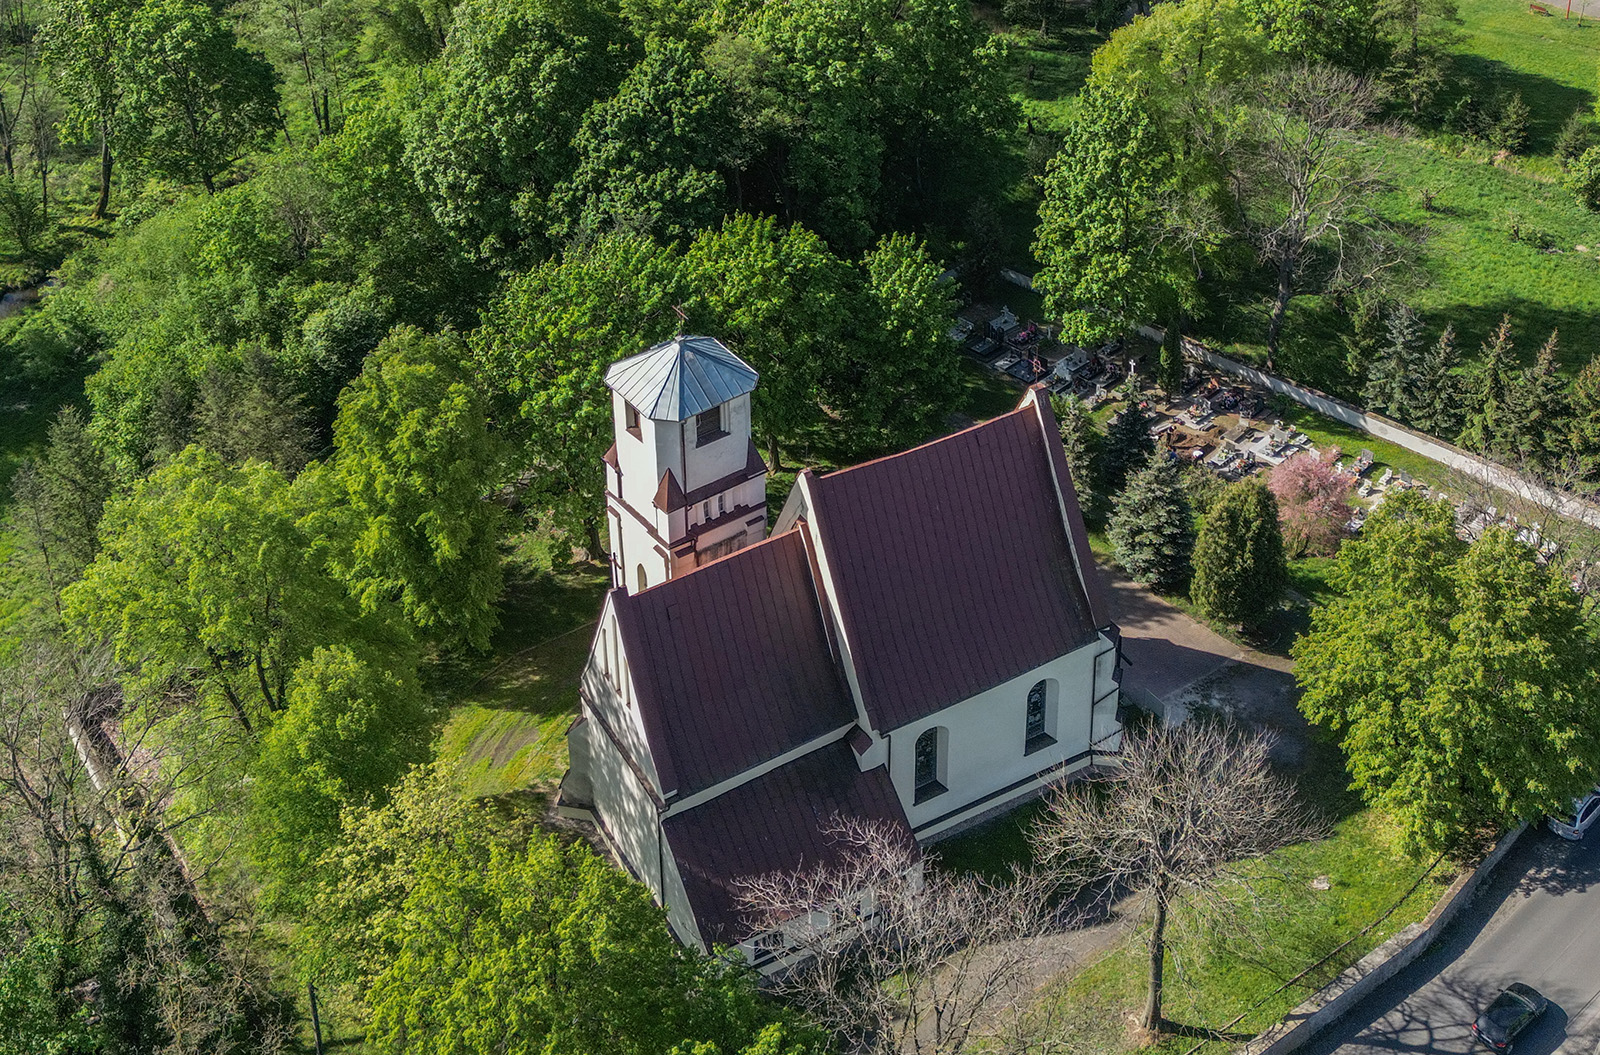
[{"x1": 1472, "y1": 983, "x2": 1548, "y2": 1052}]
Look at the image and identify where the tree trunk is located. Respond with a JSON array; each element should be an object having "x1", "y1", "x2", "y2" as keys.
[
  {"x1": 92, "y1": 132, "x2": 111, "y2": 220},
  {"x1": 585, "y1": 517, "x2": 604, "y2": 565},
  {"x1": 1143, "y1": 891, "x2": 1167, "y2": 1032},
  {"x1": 1266, "y1": 251, "x2": 1296, "y2": 373},
  {"x1": 767, "y1": 433, "x2": 783, "y2": 473}
]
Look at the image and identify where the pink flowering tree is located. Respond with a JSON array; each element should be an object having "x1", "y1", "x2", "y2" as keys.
[{"x1": 1268, "y1": 447, "x2": 1355, "y2": 558}]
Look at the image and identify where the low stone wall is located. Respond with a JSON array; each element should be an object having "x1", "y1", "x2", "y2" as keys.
[
  {"x1": 1135, "y1": 325, "x2": 1600, "y2": 531},
  {"x1": 1237, "y1": 824, "x2": 1528, "y2": 1055}
]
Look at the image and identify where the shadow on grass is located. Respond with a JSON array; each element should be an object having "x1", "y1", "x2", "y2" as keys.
[{"x1": 1449, "y1": 54, "x2": 1595, "y2": 156}]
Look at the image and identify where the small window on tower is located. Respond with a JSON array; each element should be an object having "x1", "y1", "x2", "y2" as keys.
[
  {"x1": 624, "y1": 402, "x2": 641, "y2": 437},
  {"x1": 717, "y1": 494, "x2": 726, "y2": 516},
  {"x1": 696, "y1": 405, "x2": 725, "y2": 447}
]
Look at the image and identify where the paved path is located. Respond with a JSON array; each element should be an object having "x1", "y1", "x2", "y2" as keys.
[
  {"x1": 1091, "y1": 560, "x2": 1309, "y2": 762},
  {"x1": 1305, "y1": 831, "x2": 1600, "y2": 1055}
]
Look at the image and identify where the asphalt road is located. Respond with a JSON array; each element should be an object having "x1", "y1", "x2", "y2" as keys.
[{"x1": 1304, "y1": 828, "x2": 1600, "y2": 1055}]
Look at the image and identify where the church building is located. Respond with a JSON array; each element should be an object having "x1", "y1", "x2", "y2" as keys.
[{"x1": 558, "y1": 335, "x2": 1124, "y2": 965}]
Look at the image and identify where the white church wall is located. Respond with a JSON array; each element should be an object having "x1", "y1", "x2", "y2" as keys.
[
  {"x1": 888, "y1": 634, "x2": 1118, "y2": 840},
  {"x1": 681, "y1": 392, "x2": 753, "y2": 492}
]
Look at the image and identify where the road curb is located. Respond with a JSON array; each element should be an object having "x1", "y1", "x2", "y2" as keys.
[{"x1": 1236, "y1": 824, "x2": 1528, "y2": 1055}]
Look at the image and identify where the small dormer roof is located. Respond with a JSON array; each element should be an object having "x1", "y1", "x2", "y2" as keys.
[{"x1": 605, "y1": 335, "x2": 758, "y2": 421}]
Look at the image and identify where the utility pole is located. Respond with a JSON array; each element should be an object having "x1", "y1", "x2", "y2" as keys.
[{"x1": 308, "y1": 981, "x2": 325, "y2": 1055}]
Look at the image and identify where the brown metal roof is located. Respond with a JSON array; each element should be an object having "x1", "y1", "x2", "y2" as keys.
[
  {"x1": 613, "y1": 528, "x2": 856, "y2": 799},
  {"x1": 663, "y1": 740, "x2": 914, "y2": 945},
  {"x1": 654, "y1": 441, "x2": 767, "y2": 514},
  {"x1": 803, "y1": 396, "x2": 1099, "y2": 732}
]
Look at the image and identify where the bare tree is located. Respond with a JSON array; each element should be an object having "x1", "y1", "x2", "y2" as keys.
[
  {"x1": 1229, "y1": 66, "x2": 1397, "y2": 371},
  {"x1": 0, "y1": 643, "x2": 292, "y2": 1052},
  {"x1": 1031, "y1": 722, "x2": 1316, "y2": 1034},
  {"x1": 739, "y1": 816, "x2": 1062, "y2": 1055}
]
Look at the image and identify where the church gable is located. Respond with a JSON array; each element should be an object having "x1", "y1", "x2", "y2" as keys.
[{"x1": 789, "y1": 397, "x2": 1101, "y2": 733}]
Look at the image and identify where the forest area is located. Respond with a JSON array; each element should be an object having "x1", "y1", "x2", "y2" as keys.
[{"x1": 4, "y1": 0, "x2": 1600, "y2": 1051}]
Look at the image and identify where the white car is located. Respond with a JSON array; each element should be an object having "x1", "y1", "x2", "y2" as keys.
[{"x1": 1547, "y1": 787, "x2": 1600, "y2": 840}]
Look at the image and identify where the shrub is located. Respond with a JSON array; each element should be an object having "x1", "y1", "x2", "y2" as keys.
[
  {"x1": 1191, "y1": 480, "x2": 1287, "y2": 629},
  {"x1": 1556, "y1": 111, "x2": 1596, "y2": 164},
  {"x1": 1568, "y1": 147, "x2": 1600, "y2": 211}
]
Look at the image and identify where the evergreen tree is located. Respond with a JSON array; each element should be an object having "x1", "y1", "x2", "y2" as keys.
[
  {"x1": 1458, "y1": 315, "x2": 1517, "y2": 456},
  {"x1": 1570, "y1": 354, "x2": 1600, "y2": 480},
  {"x1": 1158, "y1": 317, "x2": 1185, "y2": 395},
  {"x1": 1108, "y1": 454, "x2": 1193, "y2": 592},
  {"x1": 1051, "y1": 393, "x2": 1106, "y2": 523},
  {"x1": 1410, "y1": 324, "x2": 1465, "y2": 439},
  {"x1": 1362, "y1": 303, "x2": 1421, "y2": 419},
  {"x1": 1191, "y1": 480, "x2": 1287, "y2": 630},
  {"x1": 1508, "y1": 329, "x2": 1568, "y2": 471},
  {"x1": 1102, "y1": 389, "x2": 1156, "y2": 495}
]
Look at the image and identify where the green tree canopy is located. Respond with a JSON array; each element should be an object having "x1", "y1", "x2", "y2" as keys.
[
  {"x1": 1108, "y1": 454, "x2": 1193, "y2": 591},
  {"x1": 62, "y1": 447, "x2": 377, "y2": 733},
  {"x1": 249, "y1": 643, "x2": 429, "y2": 906},
  {"x1": 326, "y1": 326, "x2": 506, "y2": 650},
  {"x1": 1294, "y1": 492, "x2": 1600, "y2": 855},
  {"x1": 554, "y1": 37, "x2": 733, "y2": 242},
  {"x1": 472, "y1": 232, "x2": 687, "y2": 556},
  {"x1": 1035, "y1": 84, "x2": 1194, "y2": 346},
  {"x1": 1191, "y1": 479, "x2": 1287, "y2": 629},
  {"x1": 831, "y1": 232, "x2": 961, "y2": 453},
  {"x1": 119, "y1": 0, "x2": 281, "y2": 193},
  {"x1": 684, "y1": 214, "x2": 851, "y2": 469},
  {"x1": 402, "y1": 0, "x2": 632, "y2": 266}
]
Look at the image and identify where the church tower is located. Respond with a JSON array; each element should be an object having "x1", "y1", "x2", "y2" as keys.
[{"x1": 601, "y1": 336, "x2": 768, "y2": 594}]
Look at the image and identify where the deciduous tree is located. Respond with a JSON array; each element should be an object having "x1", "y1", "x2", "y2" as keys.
[
  {"x1": 248, "y1": 644, "x2": 429, "y2": 906},
  {"x1": 1267, "y1": 448, "x2": 1352, "y2": 557},
  {"x1": 740, "y1": 818, "x2": 1054, "y2": 1055},
  {"x1": 1034, "y1": 84, "x2": 1193, "y2": 346},
  {"x1": 472, "y1": 233, "x2": 687, "y2": 558},
  {"x1": 119, "y1": 0, "x2": 281, "y2": 194},
  {"x1": 326, "y1": 326, "x2": 505, "y2": 650},
  {"x1": 834, "y1": 232, "x2": 961, "y2": 453},
  {"x1": 1033, "y1": 722, "x2": 1311, "y2": 1032},
  {"x1": 1293, "y1": 492, "x2": 1600, "y2": 855},
  {"x1": 63, "y1": 447, "x2": 369, "y2": 733},
  {"x1": 1230, "y1": 65, "x2": 1392, "y2": 371},
  {"x1": 684, "y1": 214, "x2": 851, "y2": 469}
]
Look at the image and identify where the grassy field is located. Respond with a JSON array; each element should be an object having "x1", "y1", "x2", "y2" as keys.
[
  {"x1": 1042, "y1": 809, "x2": 1446, "y2": 1055},
  {"x1": 989, "y1": 0, "x2": 1600, "y2": 384}
]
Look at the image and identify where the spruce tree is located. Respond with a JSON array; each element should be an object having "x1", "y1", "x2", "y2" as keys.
[
  {"x1": 1158, "y1": 318, "x2": 1185, "y2": 395},
  {"x1": 1363, "y1": 304, "x2": 1421, "y2": 420},
  {"x1": 1508, "y1": 329, "x2": 1568, "y2": 471},
  {"x1": 1108, "y1": 453, "x2": 1193, "y2": 592},
  {"x1": 1459, "y1": 315, "x2": 1517, "y2": 456},
  {"x1": 1051, "y1": 393, "x2": 1106, "y2": 523},
  {"x1": 1570, "y1": 355, "x2": 1600, "y2": 480},
  {"x1": 1411, "y1": 324, "x2": 1465, "y2": 439},
  {"x1": 1102, "y1": 388, "x2": 1156, "y2": 496},
  {"x1": 1191, "y1": 480, "x2": 1287, "y2": 631}
]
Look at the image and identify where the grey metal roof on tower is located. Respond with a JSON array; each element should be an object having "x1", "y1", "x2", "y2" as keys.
[{"x1": 604, "y1": 335, "x2": 759, "y2": 421}]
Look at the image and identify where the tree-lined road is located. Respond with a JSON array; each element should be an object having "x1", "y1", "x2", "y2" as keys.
[{"x1": 1305, "y1": 830, "x2": 1600, "y2": 1055}]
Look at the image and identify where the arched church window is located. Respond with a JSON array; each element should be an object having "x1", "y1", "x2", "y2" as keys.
[
  {"x1": 914, "y1": 727, "x2": 946, "y2": 804},
  {"x1": 636, "y1": 564, "x2": 648, "y2": 591},
  {"x1": 1025, "y1": 679, "x2": 1057, "y2": 754}
]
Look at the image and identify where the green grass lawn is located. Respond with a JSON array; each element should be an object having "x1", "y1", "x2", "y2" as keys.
[
  {"x1": 1048, "y1": 809, "x2": 1447, "y2": 1055},
  {"x1": 431, "y1": 531, "x2": 609, "y2": 801}
]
